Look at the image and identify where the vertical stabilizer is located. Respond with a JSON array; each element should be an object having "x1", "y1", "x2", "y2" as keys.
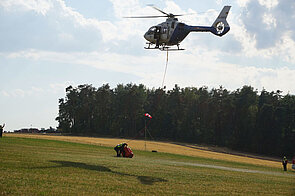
[{"x1": 211, "y1": 6, "x2": 231, "y2": 36}]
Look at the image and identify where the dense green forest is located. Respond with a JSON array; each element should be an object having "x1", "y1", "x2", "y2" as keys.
[{"x1": 56, "y1": 84, "x2": 295, "y2": 157}]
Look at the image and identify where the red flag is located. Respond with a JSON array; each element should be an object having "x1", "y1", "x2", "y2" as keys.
[{"x1": 145, "y1": 113, "x2": 152, "y2": 119}]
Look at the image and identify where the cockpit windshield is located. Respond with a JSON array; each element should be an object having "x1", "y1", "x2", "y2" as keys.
[{"x1": 147, "y1": 26, "x2": 157, "y2": 35}]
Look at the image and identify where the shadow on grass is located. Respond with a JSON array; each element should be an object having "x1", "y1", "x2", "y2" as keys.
[
  {"x1": 137, "y1": 176, "x2": 167, "y2": 185},
  {"x1": 34, "y1": 160, "x2": 167, "y2": 185},
  {"x1": 50, "y1": 160, "x2": 112, "y2": 172}
]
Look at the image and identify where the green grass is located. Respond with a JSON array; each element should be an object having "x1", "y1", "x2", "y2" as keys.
[{"x1": 0, "y1": 136, "x2": 294, "y2": 195}]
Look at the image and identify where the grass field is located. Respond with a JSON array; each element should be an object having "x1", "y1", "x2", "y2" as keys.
[
  {"x1": 0, "y1": 135, "x2": 294, "y2": 195},
  {"x1": 5, "y1": 133, "x2": 287, "y2": 168}
]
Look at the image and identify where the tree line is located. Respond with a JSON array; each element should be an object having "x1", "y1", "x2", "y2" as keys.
[{"x1": 56, "y1": 83, "x2": 295, "y2": 157}]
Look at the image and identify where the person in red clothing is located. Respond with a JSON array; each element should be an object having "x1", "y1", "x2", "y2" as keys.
[
  {"x1": 123, "y1": 145, "x2": 133, "y2": 158},
  {"x1": 292, "y1": 157, "x2": 295, "y2": 170}
]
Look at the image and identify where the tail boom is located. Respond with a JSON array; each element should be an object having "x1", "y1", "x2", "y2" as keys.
[
  {"x1": 189, "y1": 25, "x2": 230, "y2": 37},
  {"x1": 189, "y1": 6, "x2": 231, "y2": 37}
]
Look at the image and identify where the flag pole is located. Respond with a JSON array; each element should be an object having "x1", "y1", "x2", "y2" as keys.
[{"x1": 144, "y1": 118, "x2": 147, "y2": 151}]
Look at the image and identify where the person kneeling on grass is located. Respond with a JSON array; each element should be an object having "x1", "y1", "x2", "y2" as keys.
[
  {"x1": 114, "y1": 143, "x2": 127, "y2": 157},
  {"x1": 123, "y1": 145, "x2": 133, "y2": 158}
]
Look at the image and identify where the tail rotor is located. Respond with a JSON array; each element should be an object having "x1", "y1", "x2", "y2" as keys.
[{"x1": 211, "y1": 6, "x2": 231, "y2": 36}]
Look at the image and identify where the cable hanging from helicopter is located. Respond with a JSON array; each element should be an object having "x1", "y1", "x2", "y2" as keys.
[{"x1": 124, "y1": 5, "x2": 231, "y2": 51}]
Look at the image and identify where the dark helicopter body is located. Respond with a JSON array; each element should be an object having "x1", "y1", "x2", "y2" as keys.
[
  {"x1": 127, "y1": 6, "x2": 231, "y2": 51},
  {"x1": 144, "y1": 18, "x2": 230, "y2": 46}
]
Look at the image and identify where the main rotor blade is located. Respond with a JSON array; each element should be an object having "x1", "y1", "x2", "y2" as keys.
[
  {"x1": 173, "y1": 13, "x2": 196, "y2": 17},
  {"x1": 124, "y1": 4, "x2": 197, "y2": 19},
  {"x1": 148, "y1": 5, "x2": 169, "y2": 16},
  {"x1": 123, "y1": 15, "x2": 168, "y2": 18},
  {"x1": 147, "y1": 4, "x2": 196, "y2": 18}
]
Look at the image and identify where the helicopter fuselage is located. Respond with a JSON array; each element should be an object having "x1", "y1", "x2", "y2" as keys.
[
  {"x1": 144, "y1": 17, "x2": 230, "y2": 48},
  {"x1": 142, "y1": 6, "x2": 231, "y2": 50}
]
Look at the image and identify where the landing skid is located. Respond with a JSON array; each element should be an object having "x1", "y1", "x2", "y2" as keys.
[
  {"x1": 160, "y1": 46, "x2": 185, "y2": 51},
  {"x1": 144, "y1": 43, "x2": 185, "y2": 51}
]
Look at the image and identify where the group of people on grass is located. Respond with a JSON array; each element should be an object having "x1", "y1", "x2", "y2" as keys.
[
  {"x1": 282, "y1": 156, "x2": 295, "y2": 171},
  {"x1": 114, "y1": 142, "x2": 133, "y2": 158}
]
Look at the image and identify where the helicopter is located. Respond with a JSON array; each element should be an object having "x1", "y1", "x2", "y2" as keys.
[{"x1": 125, "y1": 5, "x2": 231, "y2": 51}]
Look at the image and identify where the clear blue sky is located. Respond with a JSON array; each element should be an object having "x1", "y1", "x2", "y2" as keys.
[{"x1": 1, "y1": 0, "x2": 295, "y2": 131}]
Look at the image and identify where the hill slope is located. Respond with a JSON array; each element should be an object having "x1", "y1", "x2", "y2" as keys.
[{"x1": 5, "y1": 133, "x2": 288, "y2": 169}]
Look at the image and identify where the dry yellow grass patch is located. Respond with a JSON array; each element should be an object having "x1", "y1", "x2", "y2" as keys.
[{"x1": 5, "y1": 133, "x2": 284, "y2": 169}]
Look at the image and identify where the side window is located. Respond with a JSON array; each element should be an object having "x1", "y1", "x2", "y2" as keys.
[
  {"x1": 171, "y1": 22, "x2": 175, "y2": 29},
  {"x1": 163, "y1": 27, "x2": 168, "y2": 34}
]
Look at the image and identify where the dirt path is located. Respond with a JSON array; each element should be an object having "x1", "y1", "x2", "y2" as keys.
[
  {"x1": 165, "y1": 161, "x2": 295, "y2": 177},
  {"x1": 4, "y1": 133, "x2": 290, "y2": 169}
]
